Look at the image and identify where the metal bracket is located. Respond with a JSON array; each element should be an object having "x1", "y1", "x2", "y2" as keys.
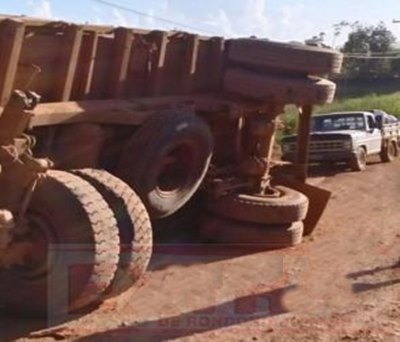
[
  {"x1": 0, "y1": 90, "x2": 41, "y2": 145},
  {"x1": 0, "y1": 210, "x2": 13, "y2": 249}
]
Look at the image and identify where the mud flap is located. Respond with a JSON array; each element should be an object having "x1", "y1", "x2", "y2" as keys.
[{"x1": 273, "y1": 176, "x2": 331, "y2": 236}]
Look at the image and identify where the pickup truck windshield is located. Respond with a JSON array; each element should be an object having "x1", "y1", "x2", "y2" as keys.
[{"x1": 312, "y1": 114, "x2": 366, "y2": 132}]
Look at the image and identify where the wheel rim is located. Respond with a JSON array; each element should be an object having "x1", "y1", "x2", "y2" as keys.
[
  {"x1": 359, "y1": 149, "x2": 367, "y2": 168},
  {"x1": 252, "y1": 187, "x2": 281, "y2": 198},
  {"x1": 12, "y1": 214, "x2": 57, "y2": 279},
  {"x1": 389, "y1": 143, "x2": 396, "y2": 158},
  {"x1": 156, "y1": 143, "x2": 196, "y2": 197}
]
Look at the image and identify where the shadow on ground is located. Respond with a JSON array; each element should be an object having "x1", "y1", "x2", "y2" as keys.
[
  {"x1": 347, "y1": 260, "x2": 400, "y2": 279},
  {"x1": 77, "y1": 286, "x2": 296, "y2": 342},
  {"x1": 347, "y1": 260, "x2": 400, "y2": 294},
  {"x1": 0, "y1": 310, "x2": 88, "y2": 342},
  {"x1": 352, "y1": 279, "x2": 400, "y2": 293}
]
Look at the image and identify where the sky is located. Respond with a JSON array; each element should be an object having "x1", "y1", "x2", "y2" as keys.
[{"x1": 2, "y1": 0, "x2": 400, "y2": 46}]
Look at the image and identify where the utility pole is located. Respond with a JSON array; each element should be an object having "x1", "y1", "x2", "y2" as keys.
[{"x1": 392, "y1": 20, "x2": 400, "y2": 41}]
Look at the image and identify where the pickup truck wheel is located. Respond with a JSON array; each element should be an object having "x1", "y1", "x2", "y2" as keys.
[
  {"x1": 224, "y1": 69, "x2": 336, "y2": 105},
  {"x1": 228, "y1": 39, "x2": 343, "y2": 76},
  {"x1": 73, "y1": 169, "x2": 153, "y2": 297},
  {"x1": 380, "y1": 141, "x2": 397, "y2": 163},
  {"x1": 0, "y1": 171, "x2": 120, "y2": 316},
  {"x1": 200, "y1": 215, "x2": 304, "y2": 248},
  {"x1": 350, "y1": 147, "x2": 367, "y2": 171},
  {"x1": 206, "y1": 186, "x2": 309, "y2": 225},
  {"x1": 116, "y1": 112, "x2": 213, "y2": 219}
]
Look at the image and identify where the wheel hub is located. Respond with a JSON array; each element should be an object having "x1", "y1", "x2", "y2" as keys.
[
  {"x1": 253, "y1": 186, "x2": 281, "y2": 198},
  {"x1": 8, "y1": 215, "x2": 55, "y2": 278},
  {"x1": 156, "y1": 144, "x2": 194, "y2": 196}
]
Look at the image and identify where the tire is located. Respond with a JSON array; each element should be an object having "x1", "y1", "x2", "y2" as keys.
[
  {"x1": 224, "y1": 69, "x2": 336, "y2": 105},
  {"x1": 350, "y1": 147, "x2": 367, "y2": 171},
  {"x1": 206, "y1": 186, "x2": 309, "y2": 225},
  {"x1": 200, "y1": 215, "x2": 304, "y2": 248},
  {"x1": 380, "y1": 141, "x2": 397, "y2": 163},
  {"x1": 73, "y1": 169, "x2": 153, "y2": 297},
  {"x1": 116, "y1": 112, "x2": 213, "y2": 219},
  {"x1": 228, "y1": 39, "x2": 343, "y2": 76},
  {"x1": 0, "y1": 171, "x2": 120, "y2": 316}
]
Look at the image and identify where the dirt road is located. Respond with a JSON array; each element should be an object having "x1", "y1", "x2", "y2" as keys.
[{"x1": 1, "y1": 158, "x2": 399, "y2": 342}]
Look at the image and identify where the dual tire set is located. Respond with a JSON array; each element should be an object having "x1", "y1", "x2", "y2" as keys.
[
  {"x1": 223, "y1": 39, "x2": 343, "y2": 105},
  {"x1": 0, "y1": 169, "x2": 152, "y2": 315},
  {"x1": 201, "y1": 186, "x2": 309, "y2": 248}
]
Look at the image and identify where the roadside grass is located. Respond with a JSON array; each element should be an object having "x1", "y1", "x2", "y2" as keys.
[
  {"x1": 279, "y1": 92, "x2": 400, "y2": 137},
  {"x1": 316, "y1": 92, "x2": 400, "y2": 116}
]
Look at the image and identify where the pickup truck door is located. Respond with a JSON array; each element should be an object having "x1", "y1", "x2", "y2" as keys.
[{"x1": 365, "y1": 115, "x2": 382, "y2": 153}]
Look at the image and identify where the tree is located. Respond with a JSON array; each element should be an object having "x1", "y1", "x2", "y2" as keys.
[
  {"x1": 343, "y1": 22, "x2": 395, "y2": 53},
  {"x1": 332, "y1": 21, "x2": 359, "y2": 48},
  {"x1": 341, "y1": 22, "x2": 396, "y2": 79}
]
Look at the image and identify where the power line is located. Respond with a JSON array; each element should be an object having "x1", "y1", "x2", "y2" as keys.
[
  {"x1": 345, "y1": 50, "x2": 400, "y2": 56},
  {"x1": 344, "y1": 54, "x2": 400, "y2": 60},
  {"x1": 93, "y1": 0, "x2": 219, "y2": 35}
]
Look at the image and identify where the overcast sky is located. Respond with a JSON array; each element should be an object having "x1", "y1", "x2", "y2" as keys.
[{"x1": 2, "y1": 0, "x2": 400, "y2": 46}]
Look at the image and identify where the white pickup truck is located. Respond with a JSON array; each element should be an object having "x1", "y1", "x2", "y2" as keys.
[{"x1": 281, "y1": 110, "x2": 400, "y2": 171}]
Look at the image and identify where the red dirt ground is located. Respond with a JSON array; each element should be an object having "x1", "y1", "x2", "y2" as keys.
[{"x1": 1, "y1": 157, "x2": 399, "y2": 342}]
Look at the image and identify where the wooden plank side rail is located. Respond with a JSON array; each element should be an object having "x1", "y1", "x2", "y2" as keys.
[
  {"x1": 28, "y1": 99, "x2": 151, "y2": 127},
  {"x1": 53, "y1": 24, "x2": 83, "y2": 101},
  {"x1": 0, "y1": 15, "x2": 229, "y2": 105},
  {"x1": 108, "y1": 28, "x2": 134, "y2": 98},
  {"x1": 28, "y1": 94, "x2": 274, "y2": 128},
  {"x1": 0, "y1": 19, "x2": 25, "y2": 107},
  {"x1": 181, "y1": 34, "x2": 199, "y2": 94},
  {"x1": 147, "y1": 31, "x2": 168, "y2": 96},
  {"x1": 0, "y1": 17, "x2": 226, "y2": 104},
  {"x1": 209, "y1": 37, "x2": 225, "y2": 91},
  {"x1": 73, "y1": 31, "x2": 99, "y2": 100}
]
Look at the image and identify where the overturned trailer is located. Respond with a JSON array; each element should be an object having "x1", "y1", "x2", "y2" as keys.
[{"x1": 0, "y1": 16, "x2": 343, "y2": 315}]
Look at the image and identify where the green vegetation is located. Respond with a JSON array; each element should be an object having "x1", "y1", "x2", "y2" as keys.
[
  {"x1": 316, "y1": 92, "x2": 400, "y2": 115},
  {"x1": 340, "y1": 22, "x2": 398, "y2": 80}
]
